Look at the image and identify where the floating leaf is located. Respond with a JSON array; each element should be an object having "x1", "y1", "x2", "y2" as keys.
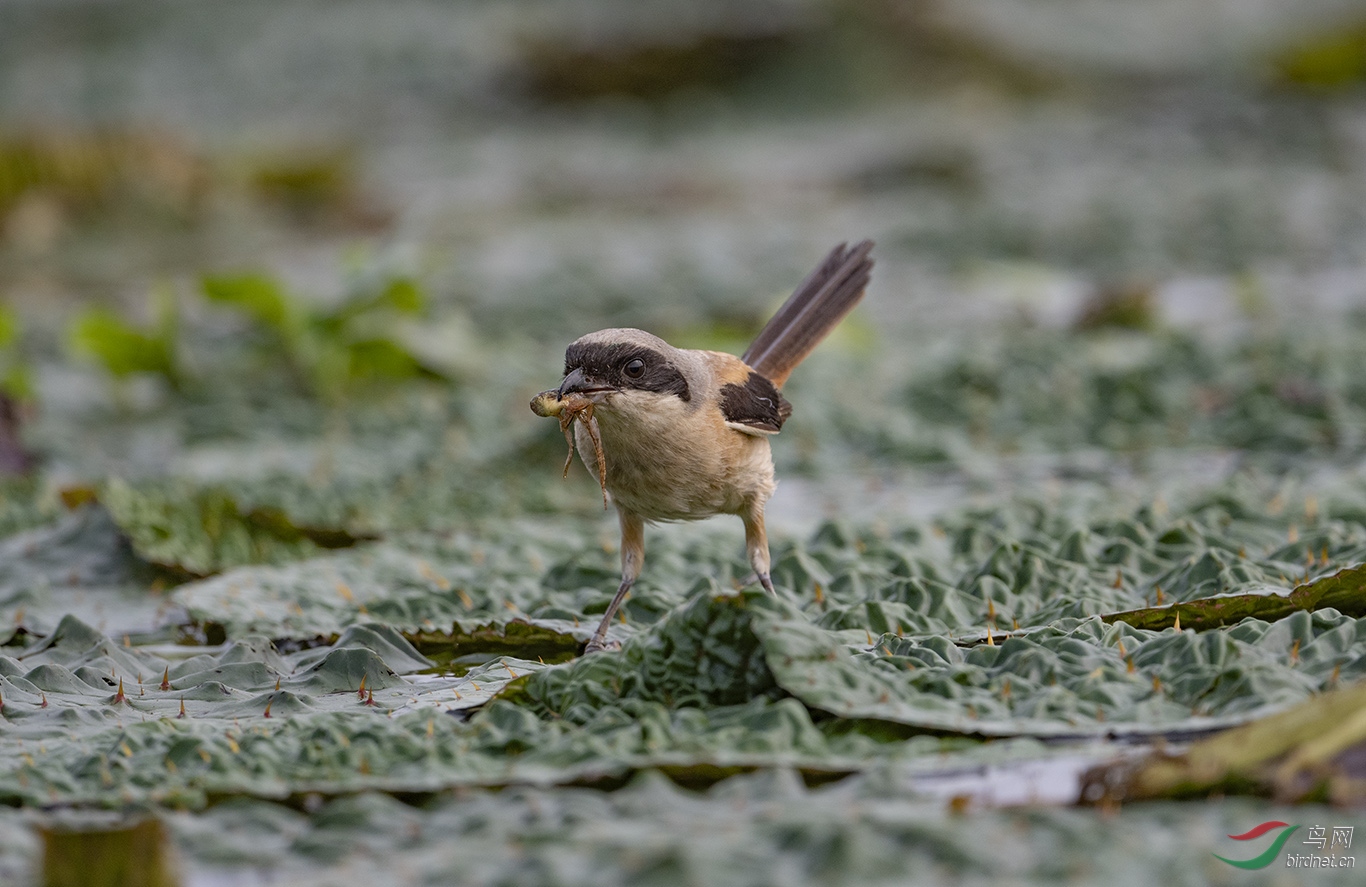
[
  {"x1": 99, "y1": 479, "x2": 367, "y2": 576},
  {"x1": 1104, "y1": 563, "x2": 1366, "y2": 632}
]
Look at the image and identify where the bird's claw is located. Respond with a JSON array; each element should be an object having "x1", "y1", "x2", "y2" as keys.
[
  {"x1": 583, "y1": 638, "x2": 622, "y2": 655},
  {"x1": 740, "y1": 572, "x2": 777, "y2": 595}
]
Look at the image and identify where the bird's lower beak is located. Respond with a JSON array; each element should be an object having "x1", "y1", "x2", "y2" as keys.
[{"x1": 558, "y1": 368, "x2": 615, "y2": 402}]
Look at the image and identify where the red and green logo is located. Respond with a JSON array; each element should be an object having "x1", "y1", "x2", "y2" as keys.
[{"x1": 1214, "y1": 821, "x2": 1300, "y2": 870}]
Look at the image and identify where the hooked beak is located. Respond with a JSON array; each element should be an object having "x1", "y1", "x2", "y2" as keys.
[{"x1": 558, "y1": 368, "x2": 615, "y2": 402}]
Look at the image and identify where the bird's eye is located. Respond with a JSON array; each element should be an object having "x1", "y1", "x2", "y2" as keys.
[{"x1": 623, "y1": 358, "x2": 646, "y2": 378}]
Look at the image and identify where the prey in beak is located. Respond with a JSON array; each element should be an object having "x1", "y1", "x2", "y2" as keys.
[{"x1": 530, "y1": 386, "x2": 609, "y2": 508}]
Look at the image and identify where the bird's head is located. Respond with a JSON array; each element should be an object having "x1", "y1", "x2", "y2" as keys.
[{"x1": 556, "y1": 328, "x2": 694, "y2": 411}]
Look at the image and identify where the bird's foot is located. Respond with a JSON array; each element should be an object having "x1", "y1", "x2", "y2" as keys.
[
  {"x1": 582, "y1": 637, "x2": 622, "y2": 655},
  {"x1": 739, "y1": 572, "x2": 777, "y2": 595}
]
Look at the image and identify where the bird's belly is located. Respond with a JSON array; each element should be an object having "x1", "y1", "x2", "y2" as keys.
[{"x1": 575, "y1": 407, "x2": 773, "y2": 521}]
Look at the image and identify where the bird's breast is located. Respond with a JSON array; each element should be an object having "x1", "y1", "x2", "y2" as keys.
[{"x1": 576, "y1": 391, "x2": 774, "y2": 521}]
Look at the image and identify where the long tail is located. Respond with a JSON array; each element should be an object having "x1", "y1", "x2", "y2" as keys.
[{"x1": 741, "y1": 240, "x2": 874, "y2": 388}]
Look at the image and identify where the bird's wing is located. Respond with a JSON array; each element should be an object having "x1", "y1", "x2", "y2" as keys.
[{"x1": 710, "y1": 352, "x2": 792, "y2": 435}]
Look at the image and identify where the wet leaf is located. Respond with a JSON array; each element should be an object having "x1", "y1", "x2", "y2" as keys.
[
  {"x1": 1104, "y1": 563, "x2": 1366, "y2": 632},
  {"x1": 99, "y1": 480, "x2": 367, "y2": 576}
]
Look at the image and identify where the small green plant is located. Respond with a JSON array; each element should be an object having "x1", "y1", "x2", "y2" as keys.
[
  {"x1": 201, "y1": 270, "x2": 441, "y2": 399},
  {"x1": 0, "y1": 305, "x2": 36, "y2": 475},
  {"x1": 1275, "y1": 22, "x2": 1366, "y2": 90},
  {"x1": 68, "y1": 286, "x2": 181, "y2": 389},
  {"x1": 0, "y1": 305, "x2": 32, "y2": 402},
  {"x1": 248, "y1": 149, "x2": 357, "y2": 220}
]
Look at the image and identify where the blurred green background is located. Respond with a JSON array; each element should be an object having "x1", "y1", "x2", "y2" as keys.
[
  {"x1": 6, "y1": 2, "x2": 1366, "y2": 886},
  {"x1": 4, "y1": 0, "x2": 1366, "y2": 512}
]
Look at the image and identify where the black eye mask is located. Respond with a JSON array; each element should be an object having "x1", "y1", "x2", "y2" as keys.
[{"x1": 563, "y1": 342, "x2": 691, "y2": 402}]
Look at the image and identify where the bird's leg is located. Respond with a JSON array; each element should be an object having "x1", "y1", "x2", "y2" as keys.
[
  {"x1": 585, "y1": 508, "x2": 644, "y2": 654},
  {"x1": 742, "y1": 502, "x2": 775, "y2": 595}
]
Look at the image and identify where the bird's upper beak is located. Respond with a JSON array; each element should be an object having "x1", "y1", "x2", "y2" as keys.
[{"x1": 557, "y1": 368, "x2": 615, "y2": 402}]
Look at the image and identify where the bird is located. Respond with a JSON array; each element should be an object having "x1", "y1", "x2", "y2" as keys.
[{"x1": 534, "y1": 240, "x2": 874, "y2": 653}]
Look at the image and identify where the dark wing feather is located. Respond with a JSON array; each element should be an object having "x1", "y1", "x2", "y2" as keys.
[
  {"x1": 741, "y1": 240, "x2": 874, "y2": 388},
  {"x1": 719, "y1": 371, "x2": 791, "y2": 434}
]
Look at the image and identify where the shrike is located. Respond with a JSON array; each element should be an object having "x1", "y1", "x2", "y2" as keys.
[{"x1": 532, "y1": 240, "x2": 874, "y2": 653}]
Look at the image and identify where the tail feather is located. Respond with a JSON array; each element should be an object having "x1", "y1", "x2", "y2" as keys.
[{"x1": 742, "y1": 240, "x2": 874, "y2": 388}]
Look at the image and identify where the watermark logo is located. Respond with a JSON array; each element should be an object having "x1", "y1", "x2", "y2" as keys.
[
  {"x1": 1214, "y1": 821, "x2": 1299, "y2": 870},
  {"x1": 1214, "y1": 821, "x2": 1355, "y2": 870}
]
